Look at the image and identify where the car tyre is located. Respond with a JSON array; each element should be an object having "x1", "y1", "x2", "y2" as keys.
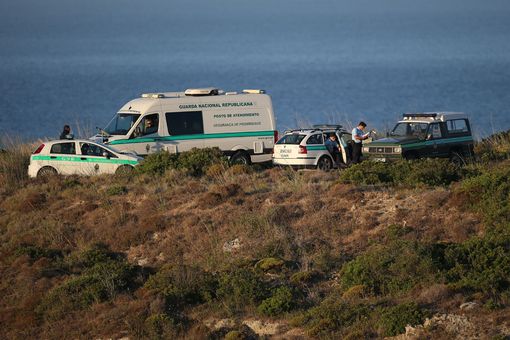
[
  {"x1": 115, "y1": 165, "x2": 134, "y2": 175},
  {"x1": 449, "y1": 152, "x2": 466, "y2": 167},
  {"x1": 317, "y1": 156, "x2": 333, "y2": 171},
  {"x1": 37, "y1": 166, "x2": 57, "y2": 178},
  {"x1": 230, "y1": 151, "x2": 251, "y2": 165}
]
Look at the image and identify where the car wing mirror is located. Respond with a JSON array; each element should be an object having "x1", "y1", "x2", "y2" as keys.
[
  {"x1": 102, "y1": 151, "x2": 110, "y2": 159},
  {"x1": 426, "y1": 134, "x2": 433, "y2": 140}
]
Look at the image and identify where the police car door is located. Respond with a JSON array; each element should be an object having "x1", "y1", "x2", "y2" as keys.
[
  {"x1": 78, "y1": 142, "x2": 118, "y2": 175},
  {"x1": 48, "y1": 141, "x2": 77, "y2": 175},
  {"x1": 127, "y1": 113, "x2": 161, "y2": 156},
  {"x1": 338, "y1": 132, "x2": 352, "y2": 163}
]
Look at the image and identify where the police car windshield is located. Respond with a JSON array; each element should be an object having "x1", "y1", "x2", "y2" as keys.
[
  {"x1": 391, "y1": 122, "x2": 429, "y2": 139},
  {"x1": 277, "y1": 134, "x2": 306, "y2": 145},
  {"x1": 104, "y1": 113, "x2": 140, "y2": 135}
]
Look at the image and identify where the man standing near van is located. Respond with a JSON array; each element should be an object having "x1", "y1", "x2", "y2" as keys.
[{"x1": 352, "y1": 121, "x2": 370, "y2": 164}]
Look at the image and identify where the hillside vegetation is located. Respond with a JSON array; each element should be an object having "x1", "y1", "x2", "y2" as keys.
[{"x1": 0, "y1": 132, "x2": 509, "y2": 339}]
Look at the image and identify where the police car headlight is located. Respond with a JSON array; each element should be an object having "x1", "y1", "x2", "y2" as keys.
[
  {"x1": 362, "y1": 147, "x2": 369, "y2": 153},
  {"x1": 393, "y1": 147, "x2": 402, "y2": 153}
]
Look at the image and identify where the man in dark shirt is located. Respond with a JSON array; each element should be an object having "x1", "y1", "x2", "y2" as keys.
[
  {"x1": 60, "y1": 125, "x2": 73, "y2": 139},
  {"x1": 325, "y1": 133, "x2": 342, "y2": 166}
]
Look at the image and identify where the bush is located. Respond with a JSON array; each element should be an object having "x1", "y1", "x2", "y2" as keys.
[
  {"x1": 444, "y1": 235, "x2": 510, "y2": 295},
  {"x1": 136, "y1": 151, "x2": 178, "y2": 176},
  {"x1": 254, "y1": 257, "x2": 285, "y2": 272},
  {"x1": 378, "y1": 302, "x2": 428, "y2": 336},
  {"x1": 456, "y1": 164, "x2": 510, "y2": 226},
  {"x1": 144, "y1": 314, "x2": 179, "y2": 339},
  {"x1": 0, "y1": 140, "x2": 32, "y2": 191},
  {"x1": 340, "y1": 240, "x2": 437, "y2": 295},
  {"x1": 144, "y1": 264, "x2": 216, "y2": 308},
  {"x1": 340, "y1": 159, "x2": 462, "y2": 186},
  {"x1": 475, "y1": 130, "x2": 510, "y2": 162},
  {"x1": 294, "y1": 293, "x2": 370, "y2": 337},
  {"x1": 15, "y1": 244, "x2": 63, "y2": 261},
  {"x1": 216, "y1": 267, "x2": 268, "y2": 313},
  {"x1": 37, "y1": 245, "x2": 136, "y2": 320},
  {"x1": 136, "y1": 148, "x2": 227, "y2": 177},
  {"x1": 257, "y1": 286, "x2": 295, "y2": 316},
  {"x1": 106, "y1": 185, "x2": 128, "y2": 196}
]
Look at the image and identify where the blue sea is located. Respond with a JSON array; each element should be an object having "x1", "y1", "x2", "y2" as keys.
[{"x1": 1, "y1": 0, "x2": 509, "y2": 140}]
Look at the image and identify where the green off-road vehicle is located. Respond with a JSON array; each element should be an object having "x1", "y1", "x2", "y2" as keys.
[{"x1": 363, "y1": 112, "x2": 474, "y2": 164}]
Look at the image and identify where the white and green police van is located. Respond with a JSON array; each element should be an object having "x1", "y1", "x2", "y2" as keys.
[
  {"x1": 272, "y1": 125, "x2": 352, "y2": 170},
  {"x1": 91, "y1": 88, "x2": 278, "y2": 164}
]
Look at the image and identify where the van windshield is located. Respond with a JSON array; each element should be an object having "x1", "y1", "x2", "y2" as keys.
[
  {"x1": 104, "y1": 113, "x2": 140, "y2": 135},
  {"x1": 277, "y1": 134, "x2": 306, "y2": 145}
]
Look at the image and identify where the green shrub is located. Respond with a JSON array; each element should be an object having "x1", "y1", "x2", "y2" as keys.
[
  {"x1": 378, "y1": 302, "x2": 428, "y2": 336},
  {"x1": 177, "y1": 147, "x2": 227, "y2": 176},
  {"x1": 144, "y1": 264, "x2": 216, "y2": 307},
  {"x1": 444, "y1": 235, "x2": 510, "y2": 295},
  {"x1": 216, "y1": 267, "x2": 268, "y2": 313},
  {"x1": 340, "y1": 159, "x2": 461, "y2": 186},
  {"x1": 254, "y1": 257, "x2": 285, "y2": 272},
  {"x1": 294, "y1": 293, "x2": 370, "y2": 337},
  {"x1": 15, "y1": 244, "x2": 63, "y2": 261},
  {"x1": 37, "y1": 245, "x2": 136, "y2": 320},
  {"x1": 290, "y1": 270, "x2": 320, "y2": 285},
  {"x1": 136, "y1": 151, "x2": 178, "y2": 176},
  {"x1": 456, "y1": 164, "x2": 510, "y2": 226},
  {"x1": 257, "y1": 286, "x2": 295, "y2": 316},
  {"x1": 340, "y1": 240, "x2": 437, "y2": 295},
  {"x1": 474, "y1": 130, "x2": 510, "y2": 162},
  {"x1": 106, "y1": 185, "x2": 128, "y2": 196},
  {"x1": 144, "y1": 314, "x2": 178, "y2": 339}
]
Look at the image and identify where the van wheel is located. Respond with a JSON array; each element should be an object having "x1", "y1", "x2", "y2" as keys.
[
  {"x1": 116, "y1": 165, "x2": 134, "y2": 175},
  {"x1": 230, "y1": 151, "x2": 251, "y2": 165},
  {"x1": 449, "y1": 152, "x2": 466, "y2": 167},
  {"x1": 317, "y1": 156, "x2": 333, "y2": 171},
  {"x1": 37, "y1": 166, "x2": 57, "y2": 178}
]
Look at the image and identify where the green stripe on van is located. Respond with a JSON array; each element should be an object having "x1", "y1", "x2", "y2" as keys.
[
  {"x1": 108, "y1": 130, "x2": 275, "y2": 145},
  {"x1": 32, "y1": 155, "x2": 138, "y2": 165}
]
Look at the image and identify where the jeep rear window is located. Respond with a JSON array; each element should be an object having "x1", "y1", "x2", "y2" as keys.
[{"x1": 277, "y1": 134, "x2": 306, "y2": 145}]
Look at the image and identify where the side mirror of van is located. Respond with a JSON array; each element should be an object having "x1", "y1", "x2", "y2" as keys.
[{"x1": 102, "y1": 151, "x2": 110, "y2": 159}]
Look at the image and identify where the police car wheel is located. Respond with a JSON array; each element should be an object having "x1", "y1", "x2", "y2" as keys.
[
  {"x1": 116, "y1": 165, "x2": 134, "y2": 175},
  {"x1": 317, "y1": 156, "x2": 333, "y2": 171},
  {"x1": 230, "y1": 151, "x2": 251, "y2": 165},
  {"x1": 37, "y1": 166, "x2": 57, "y2": 178}
]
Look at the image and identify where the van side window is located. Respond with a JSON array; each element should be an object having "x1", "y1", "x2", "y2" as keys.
[
  {"x1": 50, "y1": 142, "x2": 75, "y2": 155},
  {"x1": 165, "y1": 111, "x2": 204, "y2": 136},
  {"x1": 132, "y1": 114, "x2": 159, "y2": 138},
  {"x1": 306, "y1": 134, "x2": 323, "y2": 145},
  {"x1": 447, "y1": 119, "x2": 469, "y2": 135}
]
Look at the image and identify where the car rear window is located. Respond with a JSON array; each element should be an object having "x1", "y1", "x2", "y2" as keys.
[{"x1": 277, "y1": 134, "x2": 306, "y2": 145}]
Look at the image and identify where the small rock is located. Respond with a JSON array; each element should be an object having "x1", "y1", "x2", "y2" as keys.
[
  {"x1": 242, "y1": 319, "x2": 287, "y2": 336},
  {"x1": 223, "y1": 238, "x2": 241, "y2": 252},
  {"x1": 156, "y1": 252, "x2": 165, "y2": 261},
  {"x1": 137, "y1": 258, "x2": 149, "y2": 266},
  {"x1": 459, "y1": 302, "x2": 478, "y2": 311}
]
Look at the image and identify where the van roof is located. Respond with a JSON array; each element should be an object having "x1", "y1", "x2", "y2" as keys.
[{"x1": 140, "y1": 88, "x2": 266, "y2": 99}]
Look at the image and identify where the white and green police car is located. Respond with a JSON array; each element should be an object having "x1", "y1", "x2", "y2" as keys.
[
  {"x1": 272, "y1": 125, "x2": 352, "y2": 170},
  {"x1": 28, "y1": 139, "x2": 142, "y2": 178}
]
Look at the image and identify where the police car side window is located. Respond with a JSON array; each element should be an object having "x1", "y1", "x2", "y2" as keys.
[
  {"x1": 306, "y1": 134, "x2": 323, "y2": 145},
  {"x1": 51, "y1": 142, "x2": 75, "y2": 155},
  {"x1": 80, "y1": 143, "x2": 117, "y2": 158},
  {"x1": 166, "y1": 111, "x2": 204, "y2": 136}
]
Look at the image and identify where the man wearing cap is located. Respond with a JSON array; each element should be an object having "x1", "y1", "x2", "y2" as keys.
[
  {"x1": 325, "y1": 132, "x2": 342, "y2": 166},
  {"x1": 351, "y1": 121, "x2": 370, "y2": 164}
]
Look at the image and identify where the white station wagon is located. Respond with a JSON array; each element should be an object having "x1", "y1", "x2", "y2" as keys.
[
  {"x1": 272, "y1": 125, "x2": 352, "y2": 170},
  {"x1": 28, "y1": 139, "x2": 142, "y2": 178}
]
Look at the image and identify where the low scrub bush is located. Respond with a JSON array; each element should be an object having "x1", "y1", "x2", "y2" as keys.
[
  {"x1": 0, "y1": 139, "x2": 32, "y2": 191},
  {"x1": 378, "y1": 302, "x2": 428, "y2": 336},
  {"x1": 257, "y1": 285, "x2": 295, "y2": 316},
  {"x1": 455, "y1": 164, "x2": 510, "y2": 226},
  {"x1": 444, "y1": 235, "x2": 510, "y2": 296},
  {"x1": 340, "y1": 240, "x2": 437, "y2": 295},
  {"x1": 144, "y1": 264, "x2": 216, "y2": 308},
  {"x1": 293, "y1": 292, "x2": 370, "y2": 337},
  {"x1": 136, "y1": 148, "x2": 227, "y2": 177},
  {"x1": 216, "y1": 267, "x2": 268, "y2": 314},
  {"x1": 475, "y1": 129, "x2": 510, "y2": 162},
  {"x1": 37, "y1": 244, "x2": 136, "y2": 320},
  {"x1": 144, "y1": 313, "x2": 179, "y2": 339},
  {"x1": 340, "y1": 159, "x2": 461, "y2": 186},
  {"x1": 15, "y1": 244, "x2": 63, "y2": 261}
]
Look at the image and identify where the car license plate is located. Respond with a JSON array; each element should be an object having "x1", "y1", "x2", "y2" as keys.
[{"x1": 373, "y1": 157, "x2": 386, "y2": 162}]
